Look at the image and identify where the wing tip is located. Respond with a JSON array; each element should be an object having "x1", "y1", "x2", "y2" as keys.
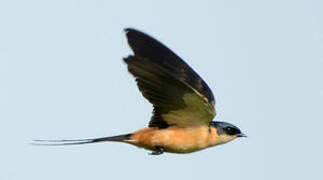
[
  {"x1": 124, "y1": 27, "x2": 135, "y2": 33},
  {"x1": 124, "y1": 27, "x2": 142, "y2": 37}
]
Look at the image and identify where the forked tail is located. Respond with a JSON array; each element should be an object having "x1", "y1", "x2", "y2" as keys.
[{"x1": 32, "y1": 133, "x2": 132, "y2": 146}]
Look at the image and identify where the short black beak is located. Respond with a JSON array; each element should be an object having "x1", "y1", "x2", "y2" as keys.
[{"x1": 237, "y1": 133, "x2": 247, "y2": 137}]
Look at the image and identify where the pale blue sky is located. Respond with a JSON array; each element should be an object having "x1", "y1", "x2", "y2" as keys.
[{"x1": 1, "y1": 0, "x2": 322, "y2": 180}]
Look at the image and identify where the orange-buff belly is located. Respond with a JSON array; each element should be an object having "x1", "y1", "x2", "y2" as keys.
[{"x1": 125, "y1": 126, "x2": 218, "y2": 153}]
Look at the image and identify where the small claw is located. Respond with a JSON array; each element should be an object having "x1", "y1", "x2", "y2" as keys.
[{"x1": 149, "y1": 146, "x2": 164, "y2": 155}]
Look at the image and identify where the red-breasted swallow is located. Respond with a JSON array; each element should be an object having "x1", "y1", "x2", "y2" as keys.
[{"x1": 34, "y1": 28, "x2": 246, "y2": 155}]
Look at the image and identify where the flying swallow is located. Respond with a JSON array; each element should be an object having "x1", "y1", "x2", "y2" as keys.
[{"x1": 34, "y1": 28, "x2": 246, "y2": 155}]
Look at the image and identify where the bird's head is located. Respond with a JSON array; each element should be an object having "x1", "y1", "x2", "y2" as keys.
[{"x1": 210, "y1": 121, "x2": 246, "y2": 145}]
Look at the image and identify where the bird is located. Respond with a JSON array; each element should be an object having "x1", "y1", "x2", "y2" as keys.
[{"x1": 34, "y1": 28, "x2": 246, "y2": 155}]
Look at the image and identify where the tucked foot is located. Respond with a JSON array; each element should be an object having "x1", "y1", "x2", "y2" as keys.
[{"x1": 149, "y1": 146, "x2": 164, "y2": 155}]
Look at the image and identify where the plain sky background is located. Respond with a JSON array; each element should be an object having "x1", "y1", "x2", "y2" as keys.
[{"x1": 1, "y1": 0, "x2": 322, "y2": 180}]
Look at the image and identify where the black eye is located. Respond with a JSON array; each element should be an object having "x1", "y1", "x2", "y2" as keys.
[{"x1": 225, "y1": 127, "x2": 237, "y2": 135}]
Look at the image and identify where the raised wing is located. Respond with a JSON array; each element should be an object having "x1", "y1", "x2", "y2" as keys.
[
  {"x1": 125, "y1": 28, "x2": 215, "y2": 106},
  {"x1": 124, "y1": 28, "x2": 216, "y2": 128}
]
